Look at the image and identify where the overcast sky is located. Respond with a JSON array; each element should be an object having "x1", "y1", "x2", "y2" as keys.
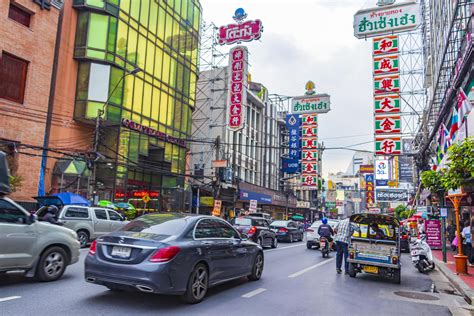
[{"x1": 199, "y1": 0, "x2": 383, "y2": 176}]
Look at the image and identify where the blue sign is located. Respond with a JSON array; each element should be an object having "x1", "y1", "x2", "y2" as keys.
[
  {"x1": 365, "y1": 174, "x2": 374, "y2": 182},
  {"x1": 376, "y1": 179, "x2": 388, "y2": 186},
  {"x1": 286, "y1": 114, "x2": 301, "y2": 128},
  {"x1": 282, "y1": 158, "x2": 300, "y2": 174},
  {"x1": 289, "y1": 149, "x2": 301, "y2": 159},
  {"x1": 239, "y1": 190, "x2": 272, "y2": 204}
]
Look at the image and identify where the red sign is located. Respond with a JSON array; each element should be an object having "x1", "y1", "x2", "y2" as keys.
[
  {"x1": 219, "y1": 20, "x2": 263, "y2": 45},
  {"x1": 115, "y1": 191, "x2": 159, "y2": 199},
  {"x1": 228, "y1": 46, "x2": 248, "y2": 130},
  {"x1": 121, "y1": 119, "x2": 185, "y2": 147}
]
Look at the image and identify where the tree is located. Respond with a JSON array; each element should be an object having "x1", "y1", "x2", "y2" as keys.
[
  {"x1": 441, "y1": 137, "x2": 474, "y2": 191},
  {"x1": 421, "y1": 169, "x2": 444, "y2": 193},
  {"x1": 8, "y1": 175, "x2": 23, "y2": 193},
  {"x1": 394, "y1": 204, "x2": 406, "y2": 219}
]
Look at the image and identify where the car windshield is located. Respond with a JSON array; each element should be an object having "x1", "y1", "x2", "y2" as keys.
[
  {"x1": 271, "y1": 221, "x2": 287, "y2": 227},
  {"x1": 234, "y1": 218, "x2": 252, "y2": 226},
  {"x1": 120, "y1": 213, "x2": 189, "y2": 236},
  {"x1": 352, "y1": 223, "x2": 396, "y2": 241}
]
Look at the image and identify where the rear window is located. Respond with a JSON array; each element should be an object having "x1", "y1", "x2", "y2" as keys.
[
  {"x1": 271, "y1": 221, "x2": 287, "y2": 227},
  {"x1": 120, "y1": 214, "x2": 188, "y2": 236},
  {"x1": 234, "y1": 218, "x2": 252, "y2": 226},
  {"x1": 64, "y1": 207, "x2": 89, "y2": 218},
  {"x1": 352, "y1": 223, "x2": 396, "y2": 241}
]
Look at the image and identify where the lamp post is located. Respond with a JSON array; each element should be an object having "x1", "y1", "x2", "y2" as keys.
[
  {"x1": 447, "y1": 189, "x2": 467, "y2": 274},
  {"x1": 89, "y1": 67, "x2": 142, "y2": 203}
]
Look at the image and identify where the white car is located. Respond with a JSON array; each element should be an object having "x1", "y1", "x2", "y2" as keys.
[{"x1": 306, "y1": 219, "x2": 340, "y2": 249}]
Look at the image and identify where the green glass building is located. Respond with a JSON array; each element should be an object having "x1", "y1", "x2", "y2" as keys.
[{"x1": 72, "y1": 0, "x2": 201, "y2": 211}]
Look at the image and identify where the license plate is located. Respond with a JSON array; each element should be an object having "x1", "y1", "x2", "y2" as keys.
[
  {"x1": 364, "y1": 266, "x2": 379, "y2": 274},
  {"x1": 411, "y1": 250, "x2": 420, "y2": 256},
  {"x1": 111, "y1": 246, "x2": 131, "y2": 258}
]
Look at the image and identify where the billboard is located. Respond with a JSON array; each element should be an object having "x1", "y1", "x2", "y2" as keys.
[
  {"x1": 375, "y1": 159, "x2": 389, "y2": 180},
  {"x1": 219, "y1": 20, "x2": 263, "y2": 45},
  {"x1": 398, "y1": 156, "x2": 414, "y2": 182},
  {"x1": 292, "y1": 94, "x2": 331, "y2": 114},
  {"x1": 375, "y1": 188, "x2": 409, "y2": 202}
]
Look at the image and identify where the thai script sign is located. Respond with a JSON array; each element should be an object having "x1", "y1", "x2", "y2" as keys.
[
  {"x1": 374, "y1": 94, "x2": 401, "y2": 113},
  {"x1": 373, "y1": 54, "x2": 399, "y2": 75},
  {"x1": 373, "y1": 35, "x2": 399, "y2": 55},
  {"x1": 219, "y1": 20, "x2": 263, "y2": 45},
  {"x1": 374, "y1": 74, "x2": 400, "y2": 94},
  {"x1": 375, "y1": 136, "x2": 402, "y2": 155},
  {"x1": 228, "y1": 46, "x2": 248, "y2": 130},
  {"x1": 121, "y1": 119, "x2": 186, "y2": 147},
  {"x1": 354, "y1": 2, "x2": 419, "y2": 39},
  {"x1": 292, "y1": 94, "x2": 331, "y2": 114},
  {"x1": 359, "y1": 164, "x2": 374, "y2": 174},
  {"x1": 375, "y1": 115, "x2": 401, "y2": 134},
  {"x1": 425, "y1": 220, "x2": 442, "y2": 249},
  {"x1": 375, "y1": 188, "x2": 409, "y2": 202},
  {"x1": 398, "y1": 156, "x2": 414, "y2": 182}
]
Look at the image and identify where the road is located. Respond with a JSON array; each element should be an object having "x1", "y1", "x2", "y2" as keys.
[{"x1": 0, "y1": 241, "x2": 462, "y2": 316}]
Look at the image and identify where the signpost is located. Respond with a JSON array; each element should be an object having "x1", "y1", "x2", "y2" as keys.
[
  {"x1": 212, "y1": 200, "x2": 222, "y2": 217},
  {"x1": 249, "y1": 199, "x2": 258, "y2": 213}
]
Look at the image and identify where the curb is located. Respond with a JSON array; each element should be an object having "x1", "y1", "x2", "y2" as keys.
[{"x1": 434, "y1": 257, "x2": 474, "y2": 305}]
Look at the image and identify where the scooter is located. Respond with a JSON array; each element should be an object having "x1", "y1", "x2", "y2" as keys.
[
  {"x1": 410, "y1": 234, "x2": 435, "y2": 273},
  {"x1": 320, "y1": 237, "x2": 330, "y2": 258}
]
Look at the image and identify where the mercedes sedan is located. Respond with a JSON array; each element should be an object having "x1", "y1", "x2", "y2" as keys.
[{"x1": 84, "y1": 213, "x2": 264, "y2": 304}]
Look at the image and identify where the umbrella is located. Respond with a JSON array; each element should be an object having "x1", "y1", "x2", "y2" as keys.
[
  {"x1": 50, "y1": 192, "x2": 90, "y2": 206},
  {"x1": 291, "y1": 215, "x2": 304, "y2": 220},
  {"x1": 115, "y1": 202, "x2": 136, "y2": 210},
  {"x1": 98, "y1": 200, "x2": 117, "y2": 209}
]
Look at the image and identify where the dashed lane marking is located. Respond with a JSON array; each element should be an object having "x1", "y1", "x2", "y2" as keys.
[
  {"x1": 241, "y1": 288, "x2": 267, "y2": 298},
  {"x1": 0, "y1": 296, "x2": 21, "y2": 303},
  {"x1": 288, "y1": 258, "x2": 335, "y2": 278},
  {"x1": 265, "y1": 243, "x2": 306, "y2": 253}
]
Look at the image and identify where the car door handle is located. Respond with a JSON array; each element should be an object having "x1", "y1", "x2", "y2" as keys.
[{"x1": 201, "y1": 241, "x2": 213, "y2": 245}]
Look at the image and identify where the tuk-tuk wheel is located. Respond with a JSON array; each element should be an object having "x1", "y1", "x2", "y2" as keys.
[
  {"x1": 392, "y1": 269, "x2": 401, "y2": 284},
  {"x1": 348, "y1": 263, "x2": 357, "y2": 278}
]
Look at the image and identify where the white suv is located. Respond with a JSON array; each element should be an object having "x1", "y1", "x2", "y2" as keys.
[{"x1": 306, "y1": 219, "x2": 340, "y2": 249}]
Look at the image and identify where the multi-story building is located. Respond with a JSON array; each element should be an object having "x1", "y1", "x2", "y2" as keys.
[{"x1": 0, "y1": 0, "x2": 62, "y2": 209}]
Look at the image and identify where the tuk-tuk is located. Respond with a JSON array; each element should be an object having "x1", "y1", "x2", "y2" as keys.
[{"x1": 348, "y1": 213, "x2": 401, "y2": 284}]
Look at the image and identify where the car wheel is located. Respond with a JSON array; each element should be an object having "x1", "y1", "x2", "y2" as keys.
[
  {"x1": 36, "y1": 247, "x2": 67, "y2": 282},
  {"x1": 77, "y1": 230, "x2": 89, "y2": 248},
  {"x1": 248, "y1": 252, "x2": 264, "y2": 281},
  {"x1": 348, "y1": 263, "x2": 357, "y2": 278},
  {"x1": 271, "y1": 237, "x2": 278, "y2": 249},
  {"x1": 393, "y1": 269, "x2": 401, "y2": 284},
  {"x1": 306, "y1": 242, "x2": 312, "y2": 249},
  {"x1": 182, "y1": 263, "x2": 208, "y2": 304}
]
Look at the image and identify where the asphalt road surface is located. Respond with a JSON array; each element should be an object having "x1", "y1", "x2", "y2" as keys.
[{"x1": 0, "y1": 241, "x2": 460, "y2": 315}]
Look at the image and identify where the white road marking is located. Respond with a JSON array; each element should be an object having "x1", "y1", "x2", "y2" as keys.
[
  {"x1": 241, "y1": 288, "x2": 267, "y2": 298},
  {"x1": 265, "y1": 243, "x2": 306, "y2": 252},
  {"x1": 288, "y1": 258, "x2": 335, "y2": 278},
  {"x1": 0, "y1": 296, "x2": 21, "y2": 303}
]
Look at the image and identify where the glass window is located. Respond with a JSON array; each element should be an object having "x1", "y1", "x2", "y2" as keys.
[
  {"x1": 88, "y1": 13, "x2": 108, "y2": 50},
  {"x1": 64, "y1": 207, "x2": 89, "y2": 219},
  {"x1": 253, "y1": 219, "x2": 268, "y2": 227},
  {"x1": 139, "y1": 0, "x2": 149, "y2": 27},
  {"x1": 130, "y1": 0, "x2": 140, "y2": 21},
  {"x1": 127, "y1": 28, "x2": 138, "y2": 64},
  {"x1": 215, "y1": 220, "x2": 238, "y2": 238},
  {"x1": 120, "y1": 213, "x2": 188, "y2": 236},
  {"x1": 107, "y1": 210, "x2": 122, "y2": 221},
  {"x1": 87, "y1": 0, "x2": 105, "y2": 8},
  {"x1": 133, "y1": 77, "x2": 143, "y2": 114},
  {"x1": 94, "y1": 209, "x2": 108, "y2": 220},
  {"x1": 137, "y1": 34, "x2": 147, "y2": 69},
  {"x1": 0, "y1": 200, "x2": 27, "y2": 224},
  {"x1": 120, "y1": 0, "x2": 130, "y2": 12},
  {"x1": 107, "y1": 17, "x2": 118, "y2": 53},
  {"x1": 233, "y1": 218, "x2": 251, "y2": 226},
  {"x1": 0, "y1": 52, "x2": 28, "y2": 104},
  {"x1": 156, "y1": 7, "x2": 166, "y2": 40},
  {"x1": 88, "y1": 63, "x2": 110, "y2": 102},
  {"x1": 194, "y1": 219, "x2": 218, "y2": 239},
  {"x1": 8, "y1": 3, "x2": 31, "y2": 27}
]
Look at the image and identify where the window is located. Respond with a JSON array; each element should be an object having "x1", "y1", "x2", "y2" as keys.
[
  {"x1": 64, "y1": 207, "x2": 89, "y2": 218},
  {"x1": 107, "y1": 210, "x2": 122, "y2": 221},
  {"x1": 94, "y1": 209, "x2": 108, "y2": 220},
  {"x1": 0, "y1": 199, "x2": 27, "y2": 224},
  {"x1": 8, "y1": 4, "x2": 31, "y2": 27},
  {"x1": 253, "y1": 219, "x2": 268, "y2": 227},
  {"x1": 214, "y1": 220, "x2": 238, "y2": 238},
  {"x1": 0, "y1": 52, "x2": 28, "y2": 104},
  {"x1": 194, "y1": 219, "x2": 218, "y2": 239},
  {"x1": 120, "y1": 214, "x2": 187, "y2": 236}
]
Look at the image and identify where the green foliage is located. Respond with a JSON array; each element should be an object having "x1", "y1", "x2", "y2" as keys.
[
  {"x1": 421, "y1": 170, "x2": 443, "y2": 192},
  {"x1": 124, "y1": 208, "x2": 137, "y2": 220},
  {"x1": 400, "y1": 208, "x2": 415, "y2": 220},
  {"x1": 441, "y1": 137, "x2": 474, "y2": 191},
  {"x1": 8, "y1": 175, "x2": 23, "y2": 193},
  {"x1": 394, "y1": 204, "x2": 406, "y2": 219}
]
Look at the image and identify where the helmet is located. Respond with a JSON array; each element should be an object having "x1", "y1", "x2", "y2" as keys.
[
  {"x1": 322, "y1": 218, "x2": 328, "y2": 225},
  {"x1": 47, "y1": 205, "x2": 59, "y2": 214}
]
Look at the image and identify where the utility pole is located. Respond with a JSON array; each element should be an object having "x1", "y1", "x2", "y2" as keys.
[
  {"x1": 213, "y1": 136, "x2": 221, "y2": 200},
  {"x1": 89, "y1": 108, "x2": 103, "y2": 203}
]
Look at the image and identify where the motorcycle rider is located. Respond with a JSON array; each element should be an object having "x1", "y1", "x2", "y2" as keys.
[
  {"x1": 42, "y1": 205, "x2": 63, "y2": 226},
  {"x1": 318, "y1": 218, "x2": 334, "y2": 250}
]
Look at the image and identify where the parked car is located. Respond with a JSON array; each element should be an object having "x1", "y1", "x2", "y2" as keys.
[
  {"x1": 231, "y1": 216, "x2": 278, "y2": 248},
  {"x1": 306, "y1": 219, "x2": 340, "y2": 249},
  {"x1": 0, "y1": 195, "x2": 80, "y2": 281},
  {"x1": 270, "y1": 220, "x2": 303, "y2": 242},
  {"x1": 250, "y1": 212, "x2": 272, "y2": 220},
  {"x1": 36, "y1": 204, "x2": 128, "y2": 248},
  {"x1": 85, "y1": 213, "x2": 264, "y2": 304}
]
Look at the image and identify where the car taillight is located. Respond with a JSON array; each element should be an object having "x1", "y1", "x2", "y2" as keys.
[
  {"x1": 401, "y1": 235, "x2": 408, "y2": 240},
  {"x1": 247, "y1": 226, "x2": 257, "y2": 236},
  {"x1": 279, "y1": 228, "x2": 288, "y2": 233},
  {"x1": 89, "y1": 240, "x2": 97, "y2": 255},
  {"x1": 149, "y1": 246, "x2": 181, "y2": 263},
  {"x1": 392, "y1": 256, "x2": 398, "y2": 264}
]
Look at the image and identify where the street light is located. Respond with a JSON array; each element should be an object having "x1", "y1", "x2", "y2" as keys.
[{"x1": 89, "y1": 67, "x2": 143, "y2": 202}]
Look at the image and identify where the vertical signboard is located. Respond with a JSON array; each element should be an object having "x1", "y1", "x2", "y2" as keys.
[
  {"x1": 301, "y1": 114, "x2": 318, "y2": 189},
  {"x1": 425, "y1": 220, "x2": 442, "y2": 249},
  {"x1": 286, "y1": 113, "x2": 301, "y2": 161},
  {"x1": 365, "y1": 174, "x2": 375, "y2": 206},
  {"x1": 228, "y1": 46, "x2": 248, "y2": 131}
]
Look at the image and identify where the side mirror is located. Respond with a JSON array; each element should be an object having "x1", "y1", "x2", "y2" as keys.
[{"x1": 29, "y1": 214, "x2": 38, "y2": 224}]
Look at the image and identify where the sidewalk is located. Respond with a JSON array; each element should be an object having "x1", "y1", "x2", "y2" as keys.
[{"x1": 433, "y1": 249, "x2": 474, "y2": 304}]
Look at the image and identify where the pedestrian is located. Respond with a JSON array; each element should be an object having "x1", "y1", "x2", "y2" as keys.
[
  {"x1": 334, "y1": 217, "x2": 357, "y2": 274},
  {"x1": 446, "y1": 220, "x2": 456, "y2": 251},
  {"x1": 461, "y1": 220, "x2": 473, "y2": 266}
]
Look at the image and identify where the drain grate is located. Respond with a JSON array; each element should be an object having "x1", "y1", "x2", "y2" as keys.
[{"x1": 394, "y1": 291, "x2": 440, "y2": 301}]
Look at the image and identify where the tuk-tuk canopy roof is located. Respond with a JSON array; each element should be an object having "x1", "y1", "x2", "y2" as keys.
[{"x1": 350, "y1": 213, "x2": 399, "y2": 227}]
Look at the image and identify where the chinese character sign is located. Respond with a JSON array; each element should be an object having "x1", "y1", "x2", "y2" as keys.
[
  {"x1": 375, "y1": 136, "x2": 401, "y2": 155},
  {"x1": 300, "y1": 112, "x2": 318, "y2": 189},
  {"x1": 285, "y1": 113, "x2": 301, "y2": 164},
  {"x1": 373, "y1": 36, "x2": 399, "y2": 55},
  {"x1": 228, "y1": 46, "x2": 248, "y2": 130},
  {"x1": 374, "y1": 94, "x2": 401, "y2": 113},
  {"x1": 375, "y1": 115, "x2": 401, "y2": 134},
  {"x1": 373, "y1": 54, "x2": 399, "y2": 75},
  {"x1": 374, "y1": 74, "x2": 400, "y2": 94}
]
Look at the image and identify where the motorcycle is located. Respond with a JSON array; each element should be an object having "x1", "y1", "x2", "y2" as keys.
[
  {"x1": 320, "y1": 237, "x2": 330, "y2": 258},
  {"x1": 410, "y1": 234, "x2": 435, "y2": 273}
]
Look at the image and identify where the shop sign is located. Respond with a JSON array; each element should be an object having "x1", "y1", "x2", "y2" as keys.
[
  {"x1": 288, "y1": 128, "x2": 301, "y2": 151},
  {"x1": 121, "y1": 119, "x2": 186, "y2": 147},
  {"x1": 375, "y1": 115, "x2": 401, "y2": 134},
  {"x1": 286, "y1": 113, "x2": 301, "y2": 128},
  {"x1": 249, "y1": 199, "x2": 258, "y2": 212},
  {"x1": 359, "y1": 164, "x2": 374, "y2": 174},
  {"x1": 115, "y1": 190, "x2": 159, "y2": 199},
  {"x1": 374, "y1": 74, "x2": 400, "y2": 94},
  {"x1": 228, "y1": 46, "x2": 248, "y2": 131},
  {"x1": 142, "y1": 194, "x2": 151, "y2": 203},
  {"x1": 375, "y1": 188, "x2": 409, "y2": 202},
  {"x1": 375, "y1": 159, "x2": 389, "y2": 180},
  {"x1": 374, "y1": 94, "x2": 401, "y2": 114},
  {"x1": 282, "y1": 158, "x2": 300, "y2": 174},
  {"x1": 212, "y1": 160, "x2": 228, "y2": 168},
  {"x1": 292, "y1": 94, "x2": 331, "y2": 114},
  {"x1": 373, "y1": 35, "x2": 399, "y2": 55},
  {"x1": 302, "y1": 162, "x2": 318, "y2": 174},
  {"x1": 354, "y1": 2, "x2": 419, "y2": 39},
  {"x1": 219, "y1": 20, "x2": 263, "y2": 45},
  {"x1": 239, "y1": 190, "x2": 272, "y2": 204},
  {"x1": 296, "y1": 201, "x2": 310, "y2": 208},
  {"x1": 373, "y1": 54, "x2": 399, "y2": 75},
  {"x1": 302, "y1": 150, "x2": 318, "y2": 161},
  {"x1": 398, "y1": 156, "x2": 414, "y2": 182},
  {"x1": 375, "y1": 136, "x2": 401, "y2": 155},
  {"x1": 301, "y1": 175, "x2": 318, "y2": 188},
  {"x1": 289, "y1": 149, "x2": 301, "y2": 159},
  {"x1": 302, "y1": 126, "x2": 318, "y2": 137},
  {"x1": 302, "y1": 137, "x2": 318, "y2": 149},
  {"x1": 212, "y1": 200, "x2": 222, "y2": 217},
  {"x1": 425, "y1": 220, "x2": 441, "y2": 249},
  {"x1": 376, "y1": 179, "x2": 388, "y2": 186},
  {"x1": 365, "y1": 174, "x2": 375, "y2": 205},
  {"x1": 200, "y1": 196, "x2": 215, "y2": 207},
  {"x1": 301, "y1": 113, "x2": 318, "y2": 125}
]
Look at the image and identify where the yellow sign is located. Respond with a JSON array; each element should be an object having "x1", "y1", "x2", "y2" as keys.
[
  {"x1": 200, "y1": 197, "x2": 214, "y2": 207},
  {"x1": 305, "y1": 81, "x2": 316, "y2": 95},
  {"x1": 142, "y1": 194, "x2": 151, "y2": 204},
  {"x1": 212, "y1": 200, "x2": 222, "y2": 217},
  {"x1": 388, "y1": 181, "x2": 398, "y2": 187}
]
